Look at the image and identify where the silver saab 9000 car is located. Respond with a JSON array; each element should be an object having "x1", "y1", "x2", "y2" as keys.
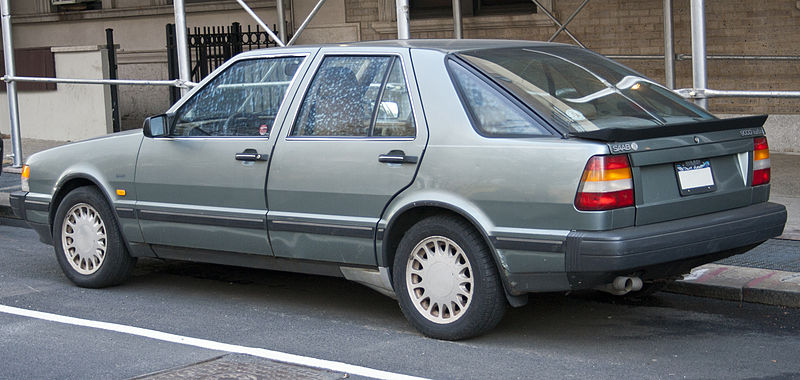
[{"x1": 10, "y1": 40, "x2": 787, "y2": 340}]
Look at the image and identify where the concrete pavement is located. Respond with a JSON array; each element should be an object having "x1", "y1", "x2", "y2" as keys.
[{"x1": 2, "y1": 136, "x2": 800, "y2": 309}]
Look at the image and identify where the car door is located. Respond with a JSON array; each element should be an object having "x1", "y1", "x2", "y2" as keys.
[
  {"x1": 266, "y1": 48, "x2": 428, "y2": 265},
  {"x1": 134, "y1": 52, "x2": 313, "y2": 256}
]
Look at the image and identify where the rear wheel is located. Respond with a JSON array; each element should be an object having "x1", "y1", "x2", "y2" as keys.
[
  {"x1": 393, "y1": 215, "x2": 506, "y2": 340},
  {"x1": 53, "y1": 186, "x2": 136, "y2": 288}
]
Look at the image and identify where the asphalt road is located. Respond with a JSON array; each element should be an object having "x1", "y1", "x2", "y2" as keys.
[{"x1": 2, "y1": 224, "x2": 799, "y2": 380}]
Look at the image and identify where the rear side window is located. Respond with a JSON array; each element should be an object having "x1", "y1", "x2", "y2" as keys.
[
  {"x1": 448, "y1": 60, "x2": 549, "y2": 137},
  {"x1": 291, "y1": 55, "x2": 415, "y2": 137}
]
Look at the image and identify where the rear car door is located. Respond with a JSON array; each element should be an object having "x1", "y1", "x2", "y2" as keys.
[
  {"x1": 134, "y1": 52, "x2": 312, "y2": 255},
  {"x1": 266, "y1": 48, "x2": 427, "y2": 265}
]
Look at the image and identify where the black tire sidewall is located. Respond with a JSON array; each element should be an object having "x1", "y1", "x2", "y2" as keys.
[
  {"x1": 52, "y1": 186, "x2": 134, "y2": 288},
  {"x1": 393, "y1": 216, "x2": 506, "y2": 340}
]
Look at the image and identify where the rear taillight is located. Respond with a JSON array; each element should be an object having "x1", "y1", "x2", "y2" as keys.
[
  {"x1": 753, "y1": 137, "x2": 770, "y2": 186},
  {"x1": 575, "y1": 155, "x2": 634, "y2": 211}
]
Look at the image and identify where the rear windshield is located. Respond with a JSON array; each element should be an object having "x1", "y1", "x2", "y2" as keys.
[{"x1": 457, "y1": 46, "x2": 715, "y2": 132}]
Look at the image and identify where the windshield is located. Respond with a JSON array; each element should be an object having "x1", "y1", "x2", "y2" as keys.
[{"x1": 457, "y1": 46, "x2": 715, "y2": 132}]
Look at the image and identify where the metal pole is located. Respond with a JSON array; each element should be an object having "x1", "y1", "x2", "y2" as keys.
[
  {"x1": 1, "y1": 0, "x2": 22, "y2": 167},
  {"x1": 3, "y1": 75, "x2": 194, "y2": 87},
  {"x1": 690, "y1": 0, "x2": 708, "y2": 109},
  {"x1": 277, "y1": 0, "x2": 287, "y2": 43},
  {"x1": 396, "y1": 0, "x2": 410, "y2": 40},
  {"x1": 105, "y1": 28, "x2": 121, "y2": 133},
  {"x1": 531, "y1": 0, "x2": 585, "y2": 48},
  {"x1": 663, "y1": 0, "x2": 675, "y2": 89},
  {"x1": 547, "y1": 0, "x2": 590, "y2": 43},
  {"x1": 235, "y1": 0, "x2": 285, "y2": 47},
  {"x1": 452, "y1": 0, "x2": 462, "y2": 39},
  {"x1": 173, "y1": 0, "x2": 192, "y2": 95},
  {"x1": 287, "y1": 0, "x2": 327, "y2": 46}
]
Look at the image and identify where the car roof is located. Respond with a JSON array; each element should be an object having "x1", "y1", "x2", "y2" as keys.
[{"x1": 239, "y1": 39, "x2": 571, "y2": 57}]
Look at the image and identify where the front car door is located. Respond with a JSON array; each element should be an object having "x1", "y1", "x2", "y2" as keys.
[
  {"x1": 266, "y1": 47, "x2": 428, "y2": 265},
  {"x1": 134, "y1": 50, "x2": 314, "y2": 256}
]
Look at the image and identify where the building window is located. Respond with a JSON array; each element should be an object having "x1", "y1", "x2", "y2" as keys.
[{"x1": 409, "y1": 0, "x2": 536, "y2": 19}]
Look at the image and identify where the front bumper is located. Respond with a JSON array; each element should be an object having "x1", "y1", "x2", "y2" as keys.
[
  {"x1": 506, "y1": 202, "x2": 787, "y2": 293},
  {"x1": 9, "y1": 191, "x2": 53, "y2": 245}
]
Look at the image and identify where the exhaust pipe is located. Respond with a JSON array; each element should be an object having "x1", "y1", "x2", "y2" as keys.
[{"x1": 596, "y1": 276, "x2": 643, "y2": 295}]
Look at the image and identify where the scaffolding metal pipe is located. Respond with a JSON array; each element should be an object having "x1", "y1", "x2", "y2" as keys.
[
  {"x1": 678, "y1": 54, "x2": 800, "y2": 61},
  {"x1": 277, "y1": 0, "x2": 286, "y2": 43},
  {"x1": 547, "y1": 0, "x2": 590, "y2": 43},
  {"x1": 287, "y1": 0, "x2": 327, "y2": 46},
  {"x1": 396, "y1": 0, "x2": 410, "y2": 39},
  {"x1": 663, "y1": 0, "x2": 675, "y2": 89},
  {"x1": 452, "y1": 0, "x2": 462, "y2": 39},
  {"x1": 1, "y1": 0, "x2": 22, "y2": 167},
  {"x1": 677, "y1": 88, "x2": 800, "y2": 99},
  {"x1": 608, "y1": 54, "x2": 800, "y2": 61},
  {"x1": 530, "y1": 0, "x2": 585, "y2": 47},
  {"x1": 606, "y1": 55, "x2": 667, "y2": 60},
  {"x1": 690, "y1": 0, "x2": 707, "y2": 109},
  {"x1": 236, "y1": 0, "x2": 285, "y2": 47},
  {"x1": 173, "y1": 0, "x2": 192, "y2": 95},
  {"x1": 3, "y1": 75, "x2": 195, "y2": 88}
]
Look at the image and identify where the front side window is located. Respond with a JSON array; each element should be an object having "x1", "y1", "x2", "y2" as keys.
[
  {"x1": 172, "y1": 56, "x2": 303, "y2": 137},
  {"x1": 291, "y1": 56, "x2": 415, "y2": 138}
]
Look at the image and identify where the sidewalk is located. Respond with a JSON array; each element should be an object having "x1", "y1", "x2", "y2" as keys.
[{"x1": 2, "y1": 137, "x2": 800, "y2": 308}]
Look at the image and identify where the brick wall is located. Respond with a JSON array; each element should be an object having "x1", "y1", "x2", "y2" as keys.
[{"x1": 345, "y1": 0, "x2": 800, "y2": 114}]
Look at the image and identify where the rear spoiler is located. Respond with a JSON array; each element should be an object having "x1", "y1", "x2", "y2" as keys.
[{"x1": 569, "y1": 115, "x2": 768, "y2": 142}]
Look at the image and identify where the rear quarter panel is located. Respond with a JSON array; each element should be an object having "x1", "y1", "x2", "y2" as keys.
[{"x1": 380, "y1": 50, "x2": 629, "y2": 282}]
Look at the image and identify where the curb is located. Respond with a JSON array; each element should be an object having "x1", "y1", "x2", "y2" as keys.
[
  {"x1": 2, "y1": 166, "x2": 22, "y2": 174},
  {"x1": 665, "y1": 264, "x2": 800, "y2": 308}
]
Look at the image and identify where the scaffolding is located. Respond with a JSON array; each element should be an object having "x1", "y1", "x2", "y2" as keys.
[{"x1": 2, "y1": 0, "x2": 800, "y2": 168}]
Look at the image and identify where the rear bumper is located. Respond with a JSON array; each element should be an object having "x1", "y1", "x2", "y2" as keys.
[
  {"x1": 505, "y1": 202, "x2": 787, "y2": 293},
  {"x1": 9, "y1": 191, "x2": 53, "y2": 245}
]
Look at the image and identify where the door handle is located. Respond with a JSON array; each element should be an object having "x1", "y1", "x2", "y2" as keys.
[
  {"x1": 235, "y1": 148, "x2": 268, "y2": 161},
  {"x1": 378, "y1": 150, "x2": 418, "y2": 164}
]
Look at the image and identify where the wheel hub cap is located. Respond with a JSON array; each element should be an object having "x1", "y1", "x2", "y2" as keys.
[
  {"x1": 62, "y1": 203, "x2": 107, "y2": 275},
  {"x1": 405, "y1": 236, "x2": 474, "y2": 324}
]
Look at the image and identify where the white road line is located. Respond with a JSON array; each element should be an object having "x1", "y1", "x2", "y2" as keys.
[{"x1": 0, "y1": 304, "x2": 427, "y2": 380}]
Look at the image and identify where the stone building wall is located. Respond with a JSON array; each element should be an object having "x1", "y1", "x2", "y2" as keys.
[{"x1": 345, "y1": 0, "x2": 800, "y2": 115}]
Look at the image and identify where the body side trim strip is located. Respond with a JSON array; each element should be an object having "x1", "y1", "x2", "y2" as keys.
[
  {"x1": 136, "y1": 209, "x2": 265, "y2": 230},
  {"x1": 490, "y1": 236, "x2": 566, "y2": 253},
  {"x1": 268, "y1": 220, "x2": 374, "y2": 239}
]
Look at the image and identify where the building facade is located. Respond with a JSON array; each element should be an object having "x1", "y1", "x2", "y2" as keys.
[{"x1": 2, "y1": 0, "x2": 799, "y2": 135}]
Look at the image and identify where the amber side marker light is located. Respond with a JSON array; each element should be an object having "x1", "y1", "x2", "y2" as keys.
[
  {"x1": 21, "y1": 165, "x2": 30, "y2": 192},
  {"x1": 116, "y1": 189, "x2": 127, "y2": 197},
  {"x1": 753, "y1": 137, "x2": 771, "y2": 186},
  {"x1": 575, "y1": 155, "x2": 635, "y2": 211}
]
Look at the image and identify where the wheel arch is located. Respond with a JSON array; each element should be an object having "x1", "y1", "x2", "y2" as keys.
[
  {"x1": 381, "y1": 200, "x2": 527, "y2": 307},
  {"x1": 381, "y1": 201, "x2": 501, "y2": 281},
  {"x1": 49, "y1": 173, "x2": 116, "y2": 230}
]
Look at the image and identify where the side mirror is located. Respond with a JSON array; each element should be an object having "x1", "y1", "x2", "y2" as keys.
[{"x1": 143, "y1": 114, "x2": 169, "y2": 138}]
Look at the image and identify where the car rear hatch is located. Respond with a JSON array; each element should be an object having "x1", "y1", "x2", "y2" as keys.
[{"x1": 572, "y1": 115, "x2": 770, "y2": 226}]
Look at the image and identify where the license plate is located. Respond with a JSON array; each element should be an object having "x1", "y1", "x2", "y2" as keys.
[{"x1": 675, "y1": 160, "x2": 716, "y2": 196}]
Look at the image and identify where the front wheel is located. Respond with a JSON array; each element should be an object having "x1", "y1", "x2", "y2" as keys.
[
  {"x1": 53, "y1": 186, "x2": 136, "y2": 288},
  {"x1": 393, "y1": 216, "x2": 506, "y2": 340}
]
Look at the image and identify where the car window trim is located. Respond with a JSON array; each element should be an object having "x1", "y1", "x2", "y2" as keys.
[
  {"x1": 285, "y1": 52, "x2": 418, "y2": 140},
  {"x1": 446, "y1": 54, "x2": 563, "y2": 138},
  {"x1": 167, "y1": 53, "x2": 311, "y2": 139}
]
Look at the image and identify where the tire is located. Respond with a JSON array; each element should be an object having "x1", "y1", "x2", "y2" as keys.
[
  {"x1": 393, "y1": 215, "x2": 506, "y2": 340},
  {"x1": 52, "y1": 186, "x2": 136, "y2": 288}
]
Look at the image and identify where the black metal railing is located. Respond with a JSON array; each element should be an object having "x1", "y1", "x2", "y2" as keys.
[{"x1": 166, "y1": 22, "x2": 284, "y2": 104}]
